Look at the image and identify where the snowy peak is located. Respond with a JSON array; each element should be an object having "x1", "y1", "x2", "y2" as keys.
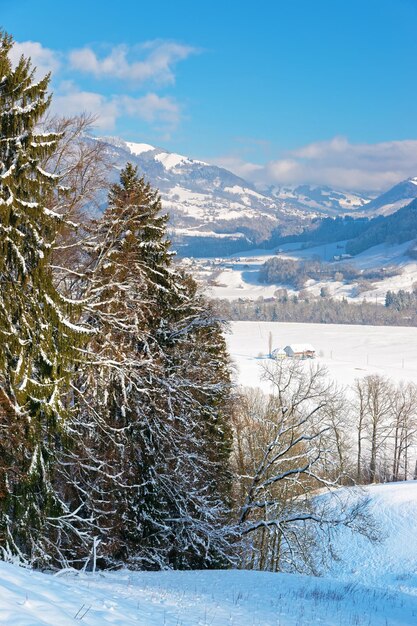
[
  {"x1": 124, "y1": 141, "x2": 155, "y2": 156},
  {"x1": 94, "y1": 136, "x2": 308, "y2": 256},
  {"x1": 124, "y1": 140, "x2": 209, "y2": 171},
  {"x1": 96, "y1": 136, "x2": 398, "y2": 257},
  {"x1": 153, "y1": 151, "x2": 208, "y2": 171},
  {"x1": 361, "y1": 176, "x2": 417, "y2": 216}
]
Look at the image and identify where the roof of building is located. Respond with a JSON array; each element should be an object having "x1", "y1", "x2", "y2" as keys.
[{"x1": 284, "y1": 343, "x2": 315, "y2": 353}]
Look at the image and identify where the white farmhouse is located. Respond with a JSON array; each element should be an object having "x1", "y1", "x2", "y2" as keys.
[
  {"x1": 284, "y1": 344, "x2": 315, "y2": 359},
  {"x1": 271, "y1": 347, "x2": 286, "y2": 359}
]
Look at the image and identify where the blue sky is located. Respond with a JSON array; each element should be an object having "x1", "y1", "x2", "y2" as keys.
[{"x1": 3, "y1": 0, "x2": 417, "y2": 190}]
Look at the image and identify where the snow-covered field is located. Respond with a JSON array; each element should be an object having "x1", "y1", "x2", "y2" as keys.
[
  {"x1": 2, "y1": 481, "x2": 417, "y2": 625},
  {"x1": 227, "y1": 320, "x2": 417, "y2": 389},
  {"x1": 202, "y1": 240, "x2": 417, "y2": 302}
]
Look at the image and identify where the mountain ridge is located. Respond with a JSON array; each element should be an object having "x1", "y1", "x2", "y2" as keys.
[{"x1": 90, "y1": 136, "x2": 417, "y2": 257}]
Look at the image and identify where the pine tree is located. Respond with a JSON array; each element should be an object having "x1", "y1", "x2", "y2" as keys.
[
  {"x1": 0, "y1": 32, "x2": 91, "y2": 566},
  {"x1": 74, "y1": 164, "x2": 233, "y2": 569}
]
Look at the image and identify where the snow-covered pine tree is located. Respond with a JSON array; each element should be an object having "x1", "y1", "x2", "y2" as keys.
[
  {"x1": 153, "y1": 272, "x2": 234, "y2": 569},
  {"x1": 0, "y1": 32, "x2": 91, "y2": 566},
  {"x1": 73, "y1": 164, "x2": 233, "y2": 569}
]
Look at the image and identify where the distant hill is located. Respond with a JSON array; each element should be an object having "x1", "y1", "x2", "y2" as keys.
[
  {"x1": 88, "y1": 136, "x2": 382, "y2": 256},
  {"x1": 345, "y1": 199, "x2": 417, "y2": 255},
  {"x1": 361, "y1": 177, "x2": 417, "y2": 216},
  {"x1": 84, "y1": 136, "x2": 417, "y2": 258},
  {"x1": 267, "y1": 184, "x2": 373, "y2": 215}
]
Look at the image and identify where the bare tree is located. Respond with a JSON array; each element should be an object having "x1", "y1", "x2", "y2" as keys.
[
  {"x1": 40, "y1": 114, "x2": 112, "y2": 297},
  {"x1": 231, "y1": 360, "x2": 362, "y2": 572},
  {"x1": 391, "y1": 382, "x2": 417, "y2": 481},
  {"x1": 353, "y1": 376, "x2": 393, "y2": 483},
  {"x1": 353, "y1": 378, "x2": 368, "y2": 482}
]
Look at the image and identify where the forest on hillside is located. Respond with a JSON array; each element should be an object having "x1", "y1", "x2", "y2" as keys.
[{"x1": 273, "y1": 204, "x2": 417, "y2": 259}]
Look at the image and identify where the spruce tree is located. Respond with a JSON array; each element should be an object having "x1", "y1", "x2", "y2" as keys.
[
  {"x1": 0, "y1": 32, "x2": 90, "y2": 566},
  {"x1": 76, "y1": 164, "x2": 233, "y2": 569}
]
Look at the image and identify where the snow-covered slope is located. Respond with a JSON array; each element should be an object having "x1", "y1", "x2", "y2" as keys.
[
  {"x1": 268, "y1": 184, "x2": 373, "y2": 215},
  {"x1": 361, "y1": 177, "x2": 417, "y2": 216},
  {"x1": 323, "y1": 481, "x2": 417, "y2": 591},
  {"x1": 89, "y1": 136, "x2": 417, "y2": 257},
  {"x1": 1, "y1": 482, "x2": 417, "y2": 625},
  {"x1": 94, "y1": 137, "x2": 307, "y2": 256},
  {"x1": 92, "y1": 137, "x2": 388, "y2": 256}
]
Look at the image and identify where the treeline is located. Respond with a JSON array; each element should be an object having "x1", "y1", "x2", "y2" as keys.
[
  {"x1": 385, "y1": 288, "x2": 417, "y2": 311},
  {"x1": 233, "y1": 364, "x2": 417, "y2": 572},
  {"x1": 259, "y1": 256, "x2": 400, "y2": 289},
  {"x1": 272, "y1": 201, "x2": 417, "y2": 261},
  {"x1": 275, "y1": 215, "x2": 371, "y2": 248},
  {"x1": 215, "y1": 295, "x2": 417, "y2": 325}
]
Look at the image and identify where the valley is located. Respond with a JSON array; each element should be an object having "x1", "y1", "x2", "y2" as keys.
[{"x1": 182, "y1": 239, "x2": 417, "y2": 304}]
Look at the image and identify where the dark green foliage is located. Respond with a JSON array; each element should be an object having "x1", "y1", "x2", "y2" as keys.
[
  {"x1": 385, "y1": 288, "x2": 417, "y2": 311},
  {"x1": 0, "y1": 31, "x2": 89, "y2": 566},
  {"x1": 345, "y1": 200, "x2": 417, "y2": 256},
  {"x1": 72, "y1": 164, "x2": 233, "y2": 570},
  {"x1": 0, "y1": 32, "x2": 233, "y2": 571},
  {"x1": 276, "y1": 216, "x2": 370, "y2": 249}
]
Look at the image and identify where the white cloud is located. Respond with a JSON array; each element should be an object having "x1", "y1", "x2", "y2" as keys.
[
  {"x1": 214, "y1": 137, "x2": 417, "y2": 191},
  {"x1": 69, "y1": 41, "x2": 197, "y2": 85},
  {"x1": 51, "y1": 82, "x2": 119, "y2": 130},
  {"x1": 51, "y1": 83, "x2": 181, "y2": 132},
  {"x1": 210, "y1": 156, "x2": 263, "y2": 180},
  {"x1": 9, "y1": 41, "x2": 61, "y2": 78},
  {"x1": 7, "y1": 39, "x2": 191, "y2": 136},
  {"x1": 121, "y1": 93, "x2": 180, "y2": 125}
]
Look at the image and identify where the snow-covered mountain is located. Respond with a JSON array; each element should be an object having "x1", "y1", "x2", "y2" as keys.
[
  {"x1": 361, "y1": 176, "x2": 417, "y2": 216},
  {"x1": 94, "y1": 136, "x2": 417, "y2": 256},
  {"x1": 95, "y1": 137, "x2": 308, "y2": 256},
  {"x1": 267, "y1": 184, "x2": 373, "y2": 215}
]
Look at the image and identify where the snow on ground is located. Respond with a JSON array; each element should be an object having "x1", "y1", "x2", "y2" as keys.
[
  {"x1": 325, "y1": 482, "x2": 417, "y2": 593},
  {"x1": 202, "y1": 240, "x2": 417, "y2": 302},
  {"x1": 2, "y1": 482, "x2": 417, "y2": 625},
  {"x1": 227, "y1": 321, "x2": 417, "y2": 389},
  {"x1": 209, "y1": 265, "x2": 279, "y2": 300}
]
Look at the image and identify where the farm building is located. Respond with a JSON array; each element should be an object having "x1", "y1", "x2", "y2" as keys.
[
  {"x1": 284, "y1": 344, "x2": 315, "y2": 359},
  {"x1": 271, "y1": 347, "x2": 286, "y2": 359}
]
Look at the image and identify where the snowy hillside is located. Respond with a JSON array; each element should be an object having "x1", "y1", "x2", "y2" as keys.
[
  {"x1": 87, "y1": 137, "x2": 417, "y2": 258},
  {"x1": 1, "y1": 481, "x2": 417, "y2": 625},
  {"x1": 361, "y1": 177, "x2": 417, "y2": 216},
  {"x1": 94, "y1": 137, "x2": 307, "y2": 256},
  {"x1": 268, "y1": 183, "x2": 373, "y2": 215},
  {"x1": 198, "y1": 238, "x2": 417, "y2": 303},
  {"x1": 323, "y1": 481, "x2": 417, "y2": 591},
  {"x1": 93, "y1": 137, "x2": 397, "y2": 257}
]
